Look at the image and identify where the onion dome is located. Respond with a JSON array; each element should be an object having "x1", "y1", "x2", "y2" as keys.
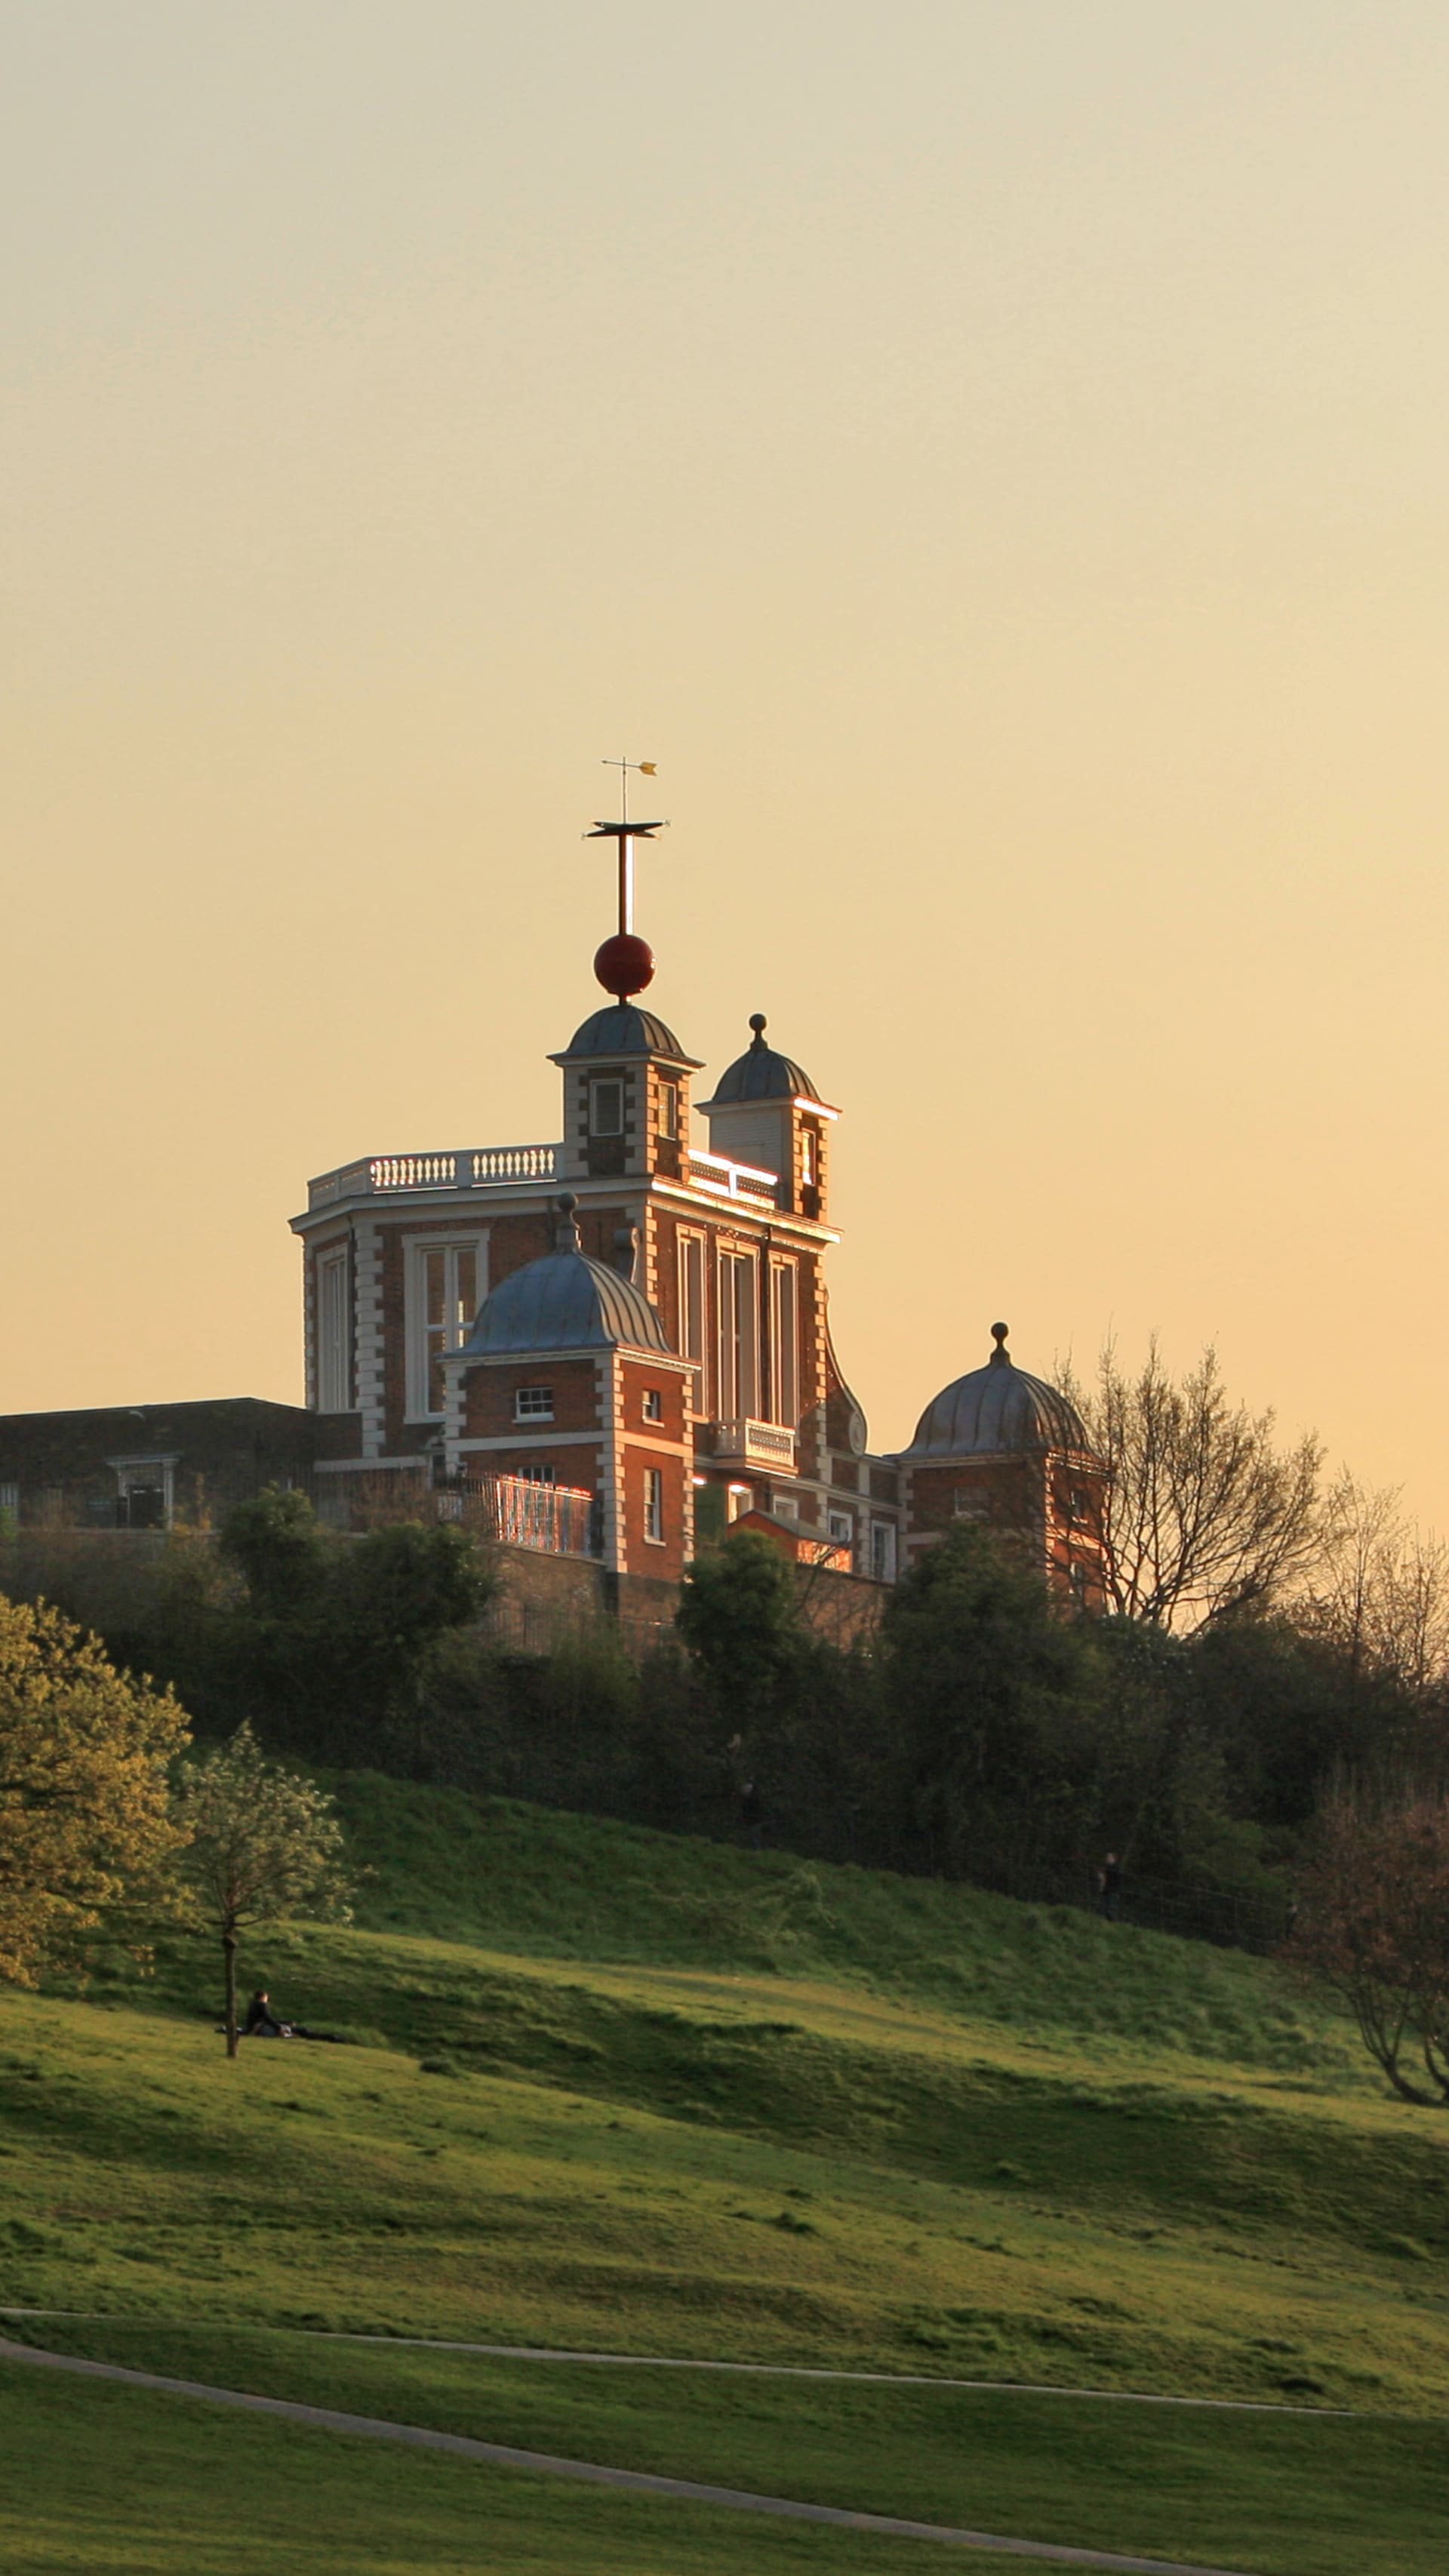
[
  {"x1": 457, "y1": 1199, "x2": 672, "y2": 1359},
  {"x1": 903, "y1": 1324, "x2": 1093, "y2": 1459},
  {"x1": 698, "y1": 1013, "x2": 823, "y2": 1109},
  {"x1": 551, "y1": 1003, "x2": 700, "y2": 1067}
]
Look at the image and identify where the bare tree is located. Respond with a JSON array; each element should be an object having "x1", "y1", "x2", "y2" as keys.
[
  {"x1": 1060, "y1": 1339, "x2": 1324, "y2": 1630},
  {"x1": 1287, "y1": 1787, "x2": 1449, "y2": 2107},
  {"x1": 1306, "y1": 1476, "x2": 1449, "y2": 1701}
]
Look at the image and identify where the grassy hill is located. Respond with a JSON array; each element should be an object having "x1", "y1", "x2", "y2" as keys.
[{"x1": 2, "y1": 1778, "x2": 1446, "y2": 2574}]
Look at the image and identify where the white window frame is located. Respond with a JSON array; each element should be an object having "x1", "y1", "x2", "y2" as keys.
[
  {"x1": 657, "y1": 1079, "x2": 680, "y2": 1140},
  {"x1": 407, "y1": 1234, "x2": 488, "y2": 1421},
  {"x1": 869, "y1": 1520, "x2": 897, "y2": 1583},
  {"x1": 717, "y1": 1246, "x2": 758, "y2": 1422},
  {"x1": 315, "y1": 1244, "x2": 352, "y2": 1412},
  {"x1": 515, "y1": 1386, "x2": 555, "y2": 1422},
  {"x1": 828, "y1": 1509, "x2": 854, "y2": 1549},
  {"x1": 108, "y1": 1454, "x2": 178, "y2": 1531},
  {"x1": 645, "y1": 1466, "x2": 665, "y2": 1543},
  {"x1": 768, "y1": 1255, "x2": 798, "y2": 1429},
  {"x1": 641, "y1": 1387, "x2": 663, "y2": 1423},
  {"x1": 677, "y1": 1228, "x2": 707, "y2": 1416}
]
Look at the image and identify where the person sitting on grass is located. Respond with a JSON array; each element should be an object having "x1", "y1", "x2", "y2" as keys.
[{"x1": 242, "y1": 1987, "x2": 292, "y2": 2039}]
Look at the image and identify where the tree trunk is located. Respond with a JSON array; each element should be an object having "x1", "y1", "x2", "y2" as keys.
[{"x1": 223, "y1": 1926, "x2": 238, "y2": 2059}]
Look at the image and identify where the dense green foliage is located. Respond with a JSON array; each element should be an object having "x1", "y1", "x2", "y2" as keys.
[
  {"x1": 7, "y1": 1511, "x2": 1444, "y2": 1937},
  {"x1": 0, "y1": 1598, "x2": 189, "y2": 1987}
]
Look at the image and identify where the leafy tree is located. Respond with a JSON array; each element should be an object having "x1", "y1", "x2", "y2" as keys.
[
  {"x1": 1287, "y1": 1788, "x2": 1449, "y2": 2106},
  {"x1": 880, "y1": 1523, "x2": 1105, "y2": 1877},
  {"x1": 0, "y1": 1598, "x2": 189, "y2": 1987},
  {"x1": 1060, "y1": 1339, "x2": 1325, "y2": 1629},
  {"x1": 676, "y1": 1531, "x2": 801, "y2": 1735},
  {"x1": 174, "y1": 1721, "x2": 351, "y2": 2056},
  {"x1": 219, "y1": 1486, "x2": 328, "y2": 1617}
]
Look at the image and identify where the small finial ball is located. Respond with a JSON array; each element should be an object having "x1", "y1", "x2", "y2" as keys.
[
  {"x1": 749, "y1": 1012, "x2": 768, "y2": 1032},
  {"x1": 594, "y1": 932, "x2": 655, "y2": 1000},
  {"x1": 558, "y1": 1192, "x2": 578, "y2": 1214},
  {"x1": 992, "y1": 1321, "x2": 1009, "y2": 1347}
]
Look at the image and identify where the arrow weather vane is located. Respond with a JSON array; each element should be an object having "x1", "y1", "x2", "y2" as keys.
[{"x1": 585, "y1": 759, "x2": 669, "y2": 1002}]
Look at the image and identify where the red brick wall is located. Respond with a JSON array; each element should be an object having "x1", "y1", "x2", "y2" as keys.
[
  {"x1": 620, "y1": 1441, "x2": 688, "y2": 1580},
  {"x1": 617, "y1": 1357, "x2": 685, "y2": 1444},
  {"x1": 462, "y1": 1358, "x2": 600, "y2": 1442}
]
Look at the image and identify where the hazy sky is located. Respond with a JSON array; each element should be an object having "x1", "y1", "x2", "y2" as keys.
[{"x1": 4, "y1": 3, "x2": 1446, "y2": 1522}]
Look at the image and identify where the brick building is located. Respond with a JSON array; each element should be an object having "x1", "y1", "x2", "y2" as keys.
[{"x1": 2, "y1": 794, "x2": 1109, "y2": 1602}]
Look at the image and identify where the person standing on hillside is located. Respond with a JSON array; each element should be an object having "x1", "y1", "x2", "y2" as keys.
[{"x1": 1097, "y1": 1854, "x2": 1123, "y2": 1922}]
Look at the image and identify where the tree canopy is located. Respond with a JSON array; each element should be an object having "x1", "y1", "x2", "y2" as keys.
[
  {"x1": 0, "y1": 1596, "x2": 190, "y2": 1987},
  {"x1": 174, "y1": 1719, "x2": 351, "y2": 2055}
]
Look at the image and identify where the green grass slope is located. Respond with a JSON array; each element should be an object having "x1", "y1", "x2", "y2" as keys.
[{"x1": 2, "y1": 1778, "x2": 1446, "y2": 2574}]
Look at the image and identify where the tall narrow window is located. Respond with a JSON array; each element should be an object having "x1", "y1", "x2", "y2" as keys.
[
  {"x1": 657, "y1": 1081, "x2": 679, "y2": 1140},
  {"x1": 678, "y1": 1231, "x2": 706, "y2": 1414},
  {"x1": 410, "y1": 1239, "x2": 481, "y2": 1418},
  {"x1": 316, "y1": 1247, "x2": 352, "y2": 1412},
  {"x1": 645, "y1": 1467, "x2": 664, "y2": 1543},
  {"x1": 589, "y1": 1077, "x2": 623, "y2": 1136},
  {"x1": 717, "y1": 1249, "x2": 758, "y2": 1421},
  {"x1": 801, "y1": 1125, "x2": 819, "y2": 1187},
  {"x1": 768, "y1": 1259, "x2": 798, "y2": 1428}
]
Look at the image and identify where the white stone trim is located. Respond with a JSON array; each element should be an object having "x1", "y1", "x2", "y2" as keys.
[{"x1": 352, "y1": 1220, "x2": 385, "y2": 1460}]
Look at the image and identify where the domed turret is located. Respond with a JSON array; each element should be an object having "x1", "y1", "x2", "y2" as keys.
[
  {"x1": 459, "y1": 1202, "x2": 671, "y2": 1360},
  {"x1": 553, "y1": 1003, "x2": 697, "y2": 1066},
  {"x1": 698, "y1": 1014, "x2": 837, "y2": 1220},
  {"x1": 700, "y1": 1013, "x2": 821, "y2": 1108},
  {"x1": 903, "y1": 1324, "x2": 1092, "y2": 1459}
]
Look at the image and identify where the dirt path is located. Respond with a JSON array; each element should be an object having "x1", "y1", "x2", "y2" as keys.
[
  {"x1": 0, "y1": 2308, "x2": 1359, "y2": 2418},
  {"x1": 0, "y1": 2332, "x2": 1254, "y2": 2574}
]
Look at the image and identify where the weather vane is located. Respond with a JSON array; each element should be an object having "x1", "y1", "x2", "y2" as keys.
[{"x1": 586, "y1": 758, "x2": 668, "y2": 1002}]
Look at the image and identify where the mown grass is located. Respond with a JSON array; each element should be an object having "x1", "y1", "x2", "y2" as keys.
[
  {"x1": 0, "y1": 2359, "x2": 985, "y2": 2576},
  {"x1": 8, "y1": 2322, "x2": 1447, "y2": 2576},
  {"x1": 2, "y1": 1778, "x2": 1446, "y2": 2572},
  {"x1": 325, "y1": 1777, "x2": 1358, "y2": 2080}
]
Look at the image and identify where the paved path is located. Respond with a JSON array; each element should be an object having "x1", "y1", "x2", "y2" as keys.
[
  {"x1": 0, "y1": 2334, "x2": 1251, "y2": 2574},
  {"x1": 0, "y1": 2308, "x2": 1358, "y2": 2418}
]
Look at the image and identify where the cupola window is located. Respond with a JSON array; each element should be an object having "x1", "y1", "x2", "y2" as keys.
[
  {"x1": 515, "y1": 1386, "x2": 554, "y2": 1422},
  {"x1": 657, "y1": 1081, "x2": 680, "y2": 1140},
  {"x1": 589, "y1": 1078, "x2": 624, "y2": 1137}
]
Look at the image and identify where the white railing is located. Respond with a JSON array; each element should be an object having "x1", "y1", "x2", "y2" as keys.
[
  {"x1": 687, "y1": 1148, "x2": 778, "y2": 1208},
  {"x1": 714, "y1": 1417, "x2": 798, "y2": 1470},
  {"x1": 309, "y1": 1143, "x2": 559, "y2": 1209}
]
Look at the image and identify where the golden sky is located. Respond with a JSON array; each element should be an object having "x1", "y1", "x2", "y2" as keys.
[{"x1": 4, "y1": 3, "x2": 1446, "y2": 1523}]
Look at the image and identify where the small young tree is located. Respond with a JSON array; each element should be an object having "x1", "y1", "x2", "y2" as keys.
[
  {"x1": 174, "y1": 1722, "x2": 351, "y2": 2057},
  {"x1": 1287, "y1": 1788, "x2": 1449, "y2": 2106},
  {"x1": 0, "y1": 1597, "x2": 190, "y2": 1987}
]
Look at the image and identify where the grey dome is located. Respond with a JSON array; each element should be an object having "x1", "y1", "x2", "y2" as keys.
[
  {"x1": 903, "y1": 1326, "x2": 1093, "y2": 1460},
  {"x1": 553, "y1": 1004, "x2": 698, "y2": 1066},
  {"x1": 700, "y1": 1012, "x2": 821, "y2": 1109},
  {"x1": 460, "y1": 1249, "x2": 672, "y2": 1359}
]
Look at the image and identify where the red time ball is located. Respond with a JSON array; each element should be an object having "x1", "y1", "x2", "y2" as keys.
[{"x1": 594, "y1": 932, "x2": 655, "y2": 999}]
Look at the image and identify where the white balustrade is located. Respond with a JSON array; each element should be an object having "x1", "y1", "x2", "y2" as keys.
[{"x1": 308, "y1": 1143, "x2": 559, "y2": 1208}]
